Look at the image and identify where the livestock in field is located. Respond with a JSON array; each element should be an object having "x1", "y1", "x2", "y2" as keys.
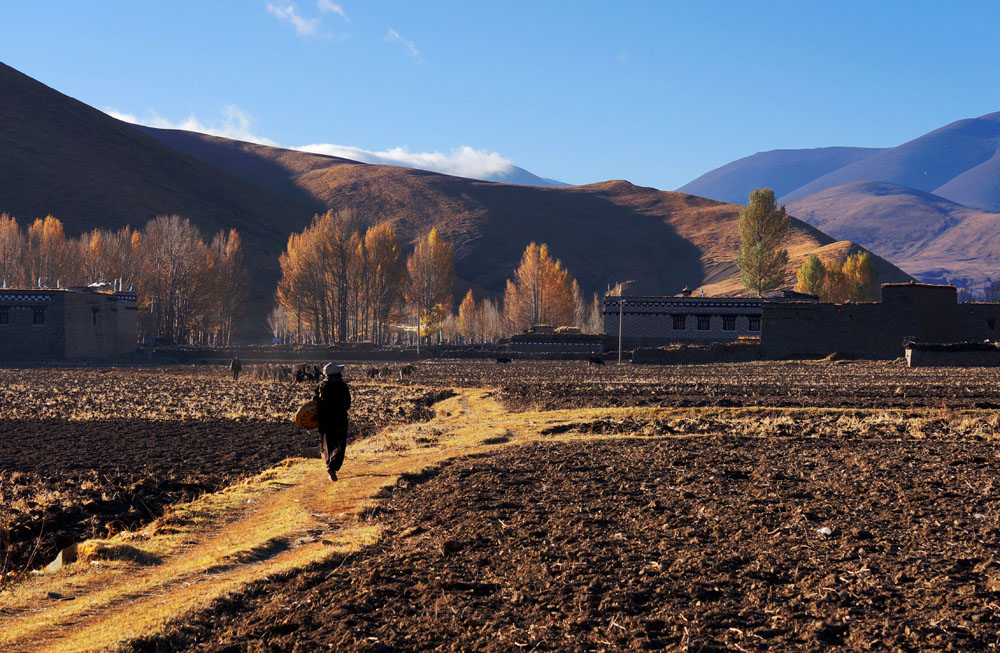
[{"x1": 293, "y1": 364, "x2": 323, "y2": 383}]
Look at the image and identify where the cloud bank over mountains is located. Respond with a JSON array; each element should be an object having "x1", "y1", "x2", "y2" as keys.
[{"x1": 105, "y1": 107, "x2": 517, "y2": 181}]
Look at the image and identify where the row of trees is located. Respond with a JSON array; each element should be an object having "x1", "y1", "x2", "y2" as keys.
[
  {"x1": 0, "y1": 213, "x2": 250, "y2": 344},
  {"x1": 272, "y1": 211, "x2": 605, "y2": 344},
  {"x1": 272, "y1": 210, "x2": 453, "y2": 344},
  {"x1": 794, "y1": 252, "x2": 878, "y2": 303}
]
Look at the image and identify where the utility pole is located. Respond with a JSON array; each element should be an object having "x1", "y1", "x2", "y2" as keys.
[
  {"x1": 618, "y1": 295, "x2": 624, "y2": 365},
  {"x1": 147, "y1": 295, "x2": 155, "y2": 364},
  {"x1": 415, "y1": 303, "x2": 420, "y2": 358}
]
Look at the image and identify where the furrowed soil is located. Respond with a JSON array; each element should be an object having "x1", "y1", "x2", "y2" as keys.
[
  {"x1": 4, "y1": 360, "x2": 1000, "y2": 651},
  {"x1": 409, "y1": 359, "x2": 1000, "y2": 411},
  {"x1": 135, "y1": 434, "x2": 1000, "y2": 651},
  {"x1": 0, "y1": 367, "x2": 452, "y2": 574}
]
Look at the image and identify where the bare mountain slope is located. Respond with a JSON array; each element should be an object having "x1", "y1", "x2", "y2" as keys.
[
  {"x1": 0, "y1": 61, "x2": 316, "y2": 331},
  {"x1": 781, "y1": 112, "x2": 1000, "y2": 207},
  {"x1": 678, "y1": 147, "x2": 881, "y2": 205},
  {"x1": 123, "y1": 126, "x2": 912, "y2": 298},
  {"x1": 786, "y1": 181, "x2": 1000, "y2": 286}
]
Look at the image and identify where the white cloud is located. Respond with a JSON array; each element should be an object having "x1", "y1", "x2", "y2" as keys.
[
  {"x1": 105, "y1": 106, "x2": 279, "y2": 146},
  {"x1": 266, "y1": 2, "x2": 321, "y2": 37},
  {"x1": 105, "y1": 106, "x2": 517, "y2": 181},
  {"x1": 385, "y1": 27, "x2": 423, "y2": 64},
  {"x1": 296, "y1": 143, "x2": 515, "y2": 178},
  {"x1": 317, "y1": 0, "x2": 347, "y2": 20}
]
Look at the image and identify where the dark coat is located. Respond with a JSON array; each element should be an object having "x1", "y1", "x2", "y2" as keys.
[{"x1": 314, "y1": 375, "x2": 351, "y2": 432}]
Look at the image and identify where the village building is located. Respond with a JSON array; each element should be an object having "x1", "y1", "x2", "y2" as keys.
[
  {"x1": 606, "y1": 283, "x2": 1000, "y2": 360},
  {"x1": 603, "y1": 287, "x2": 769, "y2": 349},
  {"x1": 0, "y1": 285, "x2": 137, "y2": 360}
]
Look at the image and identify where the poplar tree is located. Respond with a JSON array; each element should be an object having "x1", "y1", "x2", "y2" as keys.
[
  {"x1": 794, "y1": 254, "x2": 826, "y2": 297},
  {"x1": 844, "y1": 251, "x2": 878, "y2": 302},
  {"x1": 736, "y1": 188, "x2": 789, "y2": 296},
  {"x1": 405, "y1": 228, "x2": 456, "y2": 342}
]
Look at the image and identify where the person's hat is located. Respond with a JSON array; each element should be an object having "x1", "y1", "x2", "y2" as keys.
[{"x1": 323, "y1": 362, "x2": 344, "y2": 376}]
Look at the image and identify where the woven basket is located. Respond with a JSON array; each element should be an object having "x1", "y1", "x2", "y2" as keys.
[{"x1": 294, "y1": 399, "x2": 319, "y2": 429}]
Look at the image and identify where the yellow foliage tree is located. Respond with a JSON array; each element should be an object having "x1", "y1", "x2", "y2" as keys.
[
  {"x1": 503, "y1": 242, "x2": 579, "y2": 331},
  {"x1": 405, "y1": 228, "x2": 455, "y2": 341},
  {"x1": 843, "y1": 251, "x2": 878, "y2": 302}
]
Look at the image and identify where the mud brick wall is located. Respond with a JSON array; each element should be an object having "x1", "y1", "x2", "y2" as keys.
[
  {"x1": 958, "y1": 303, "x2": 1000, "y2": 342},
  {"x1": 761, "y1": 284, "x2": 978, "y2": 360},
  {"x1": 604, "y1": 297, "x2": 762, "y2": 349},
  {"x1": 0, "y1": 291, "x2": 66, "y2": 359},
  {"x1": 0, "y1": 289, "x2": 137, "y2": 361},
  {"x1": 906, "y1": 347, "x2": 1000, "y2": 367}
]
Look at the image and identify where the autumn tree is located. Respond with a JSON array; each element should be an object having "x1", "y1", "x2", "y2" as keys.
[
  {"x1": 456, "y1": 289, "x2": 478, "y2": 343},
  {"x1": 208, "y1": 229, "x2": 252, "y2": 345},
  {"x1": 503, "y1": 242, "x2": 579, "y2": 331},
  {"x1": 843, "y1": 251, "x2": 878, "y2": 302},
  {"x1": 0, "y1": 214, "x2": 24, "y2": 287},
  {"x1": 364, "y1": 223, "x2": 404, "y2": 344},
  {"x1": 794, "y1": 254, "x2": 826, "y2": 297},
  {"x1": 140, "y1": 215, "x2": 212, "y2": 342},
  {"x1": 405, "y1": 228, "x2": 456, "y2": 342},
  {"x1": 821, "y1": 259, "x2": 850, "y2": 303},
  {"x1": 736, "y1": 188, "x2": 789, "y2": 296},
  {"x1": 25, "y1": 216, "x2": 78, "y2": 287}
]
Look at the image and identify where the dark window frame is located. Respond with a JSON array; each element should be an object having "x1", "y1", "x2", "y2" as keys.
[
  {"x1": 33, "y1": 308, "x2": 45, "y2": 325},
  {"x1": 722, "y1": 315, "x2": 736, "y2": 331},
  {"x1": 672, "y1": 314, "x2": 686, "y2": 331},
  {"x1": 748, "y1": 316, "x2": 761, "y2": 332},
  {"x1": 988, "y1": 318, "x2": 997, "y2": 331},
  {"x1": 697, "y1": 315, "x2": 711, "y2": 331},
  {"x1": 0, "y1": 307, "x2": 8, "y2": 325}
]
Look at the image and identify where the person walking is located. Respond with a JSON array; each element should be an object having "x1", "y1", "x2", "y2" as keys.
[
  {"x1": 314, "y1": 362, "x2": 351, "y2": 481},
  {"x1": 229, "y1": 355, "x2": 242, "y2": 381}
]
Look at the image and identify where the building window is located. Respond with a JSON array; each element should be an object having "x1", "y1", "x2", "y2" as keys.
[
  {"x1": 92, "y1": 308, "x2": 100, "y2": 325},
  {"x1": 33, "y1": 309, "x2": 45, "y2": 325},
  {"x1": 697, "y1": 315, "x2": 711, "y2": 331},
  {"x1": 672, "y1": 315, "x2": 686, "y2": 331},
  {"x1": 722, "y1": 315, "x2": 736, "y2": 331},
  {"x1": 0, "y1": 308, "x2": 7, "y2": 325},
  {"x1": 989, "y1": 319, "x2": 997, "y2": 331},
  {"x1": 748, "y1": 316, "x2": 761, "y2": 332}
]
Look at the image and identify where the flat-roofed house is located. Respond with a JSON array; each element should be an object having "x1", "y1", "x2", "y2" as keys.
[{"x1": 0, "y1": 286, "x2": 137, "y2": 360}]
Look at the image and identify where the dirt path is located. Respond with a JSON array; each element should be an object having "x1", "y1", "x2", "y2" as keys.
[{"x1": 0, "y1": 389, "x2": 519, "y2": 652}]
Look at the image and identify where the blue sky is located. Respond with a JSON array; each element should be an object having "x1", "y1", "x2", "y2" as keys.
[{"x1": 3, "y1": 1, "x2": 1000, "y2": 189}]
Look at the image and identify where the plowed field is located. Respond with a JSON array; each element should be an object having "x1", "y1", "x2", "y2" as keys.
[
  {"x1": 0, "y1": 367, "x2": 451, "y2": 575},
  {"x1": 135, "y1": 434, "x2": 1000, "y2": 651}
]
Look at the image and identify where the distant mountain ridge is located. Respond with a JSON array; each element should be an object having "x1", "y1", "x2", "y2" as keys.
[
  {"x1": 678, "y1": 111, "x2": 1000, "y2": 212},
  {"x1": 679, "y1": 111, "x2": 1000, "y2": 288},
  {"x1": 678, "y1": 147, "x2": 882, "y2": 205}
]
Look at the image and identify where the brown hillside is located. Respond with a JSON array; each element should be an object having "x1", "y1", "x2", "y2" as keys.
[
  {"x1": 136, "y1": 127, "x2": 915, "y2": 297},
  {"x1": 786, "y1": 181, "x2": 1000, "y2": 286},
  {"x1": 0, "y1": 62, "x2": 316, "y2": 333},
  {"x1": 1, "y1": 62, "x2": 913, "y2": 342}
]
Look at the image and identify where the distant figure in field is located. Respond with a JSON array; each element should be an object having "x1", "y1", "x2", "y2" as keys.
[
  {"x1": 229, "y1": 355, "x2": 242, "y2": 381},
  {"x1": 313, "y1": 362, "x2": 351, "y2": 482}
]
